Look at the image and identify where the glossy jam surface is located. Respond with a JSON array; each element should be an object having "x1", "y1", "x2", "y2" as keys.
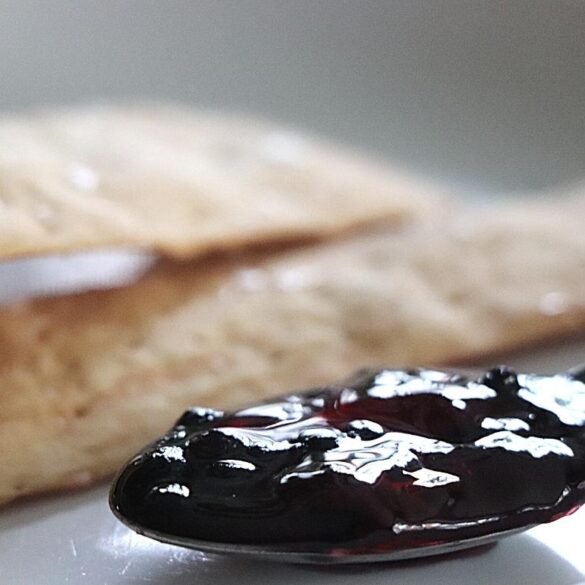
[{"x1": 111, "y1": 367, "x2": 585, "y2": 554}]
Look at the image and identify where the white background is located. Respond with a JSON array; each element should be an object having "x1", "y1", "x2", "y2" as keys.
[{"x1": 1, "y1": 0, "x2": 585, "y2": 192}]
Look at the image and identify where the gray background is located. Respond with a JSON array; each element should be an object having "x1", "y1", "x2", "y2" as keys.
[{"x1": 1, "y1": 0, "x2": 584, "y2": 193}]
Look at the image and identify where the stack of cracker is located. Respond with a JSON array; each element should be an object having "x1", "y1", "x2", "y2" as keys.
[{"x1": 1, "y1": 105, "x2": 584, "y2": 506}]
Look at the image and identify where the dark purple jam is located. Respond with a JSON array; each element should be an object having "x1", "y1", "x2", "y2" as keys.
[{"x1": 110, "y1": 366, "x2": 585, "y2": 555}]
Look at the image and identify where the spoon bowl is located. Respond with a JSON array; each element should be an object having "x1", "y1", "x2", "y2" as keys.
[
  {"x1": 113, "y1": 514, "x2": 533, "y2": 564},
  {"x1": 110, "y1": 365, "x2": 585, "y2": 565}
]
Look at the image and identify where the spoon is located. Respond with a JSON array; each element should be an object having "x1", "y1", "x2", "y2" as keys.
[
  {"x1": 110, "y1": 365, "x2": 585, "y2": 564},
  {"x1": 110, "y1": 512, "x2": 533, "y2": 564}
]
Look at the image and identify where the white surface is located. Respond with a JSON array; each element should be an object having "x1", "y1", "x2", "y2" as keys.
[{"x1": 2, "y1": 340, "x2": 585, "y2": 585}]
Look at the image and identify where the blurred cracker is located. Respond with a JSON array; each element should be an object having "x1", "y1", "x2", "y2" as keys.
[{"x1": 0, "y1": 104, "x2": 442, "y2": 259}]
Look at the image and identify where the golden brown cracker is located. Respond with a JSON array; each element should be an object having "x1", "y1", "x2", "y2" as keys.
[{"x1": 0, "y1": 105, "x2": 441, "y2": 259}]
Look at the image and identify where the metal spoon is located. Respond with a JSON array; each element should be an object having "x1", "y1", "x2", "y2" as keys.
[
  {"x1": 110, "y1": 365, "x2": 585, "y2": 565},
  {"x1": 110, "y1": 508, "x2": 533, "y2": 564}
]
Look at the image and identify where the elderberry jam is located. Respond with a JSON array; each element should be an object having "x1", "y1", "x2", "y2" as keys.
[{"x1": 110, "y1": 367, "x2": 585, "y2": 555}]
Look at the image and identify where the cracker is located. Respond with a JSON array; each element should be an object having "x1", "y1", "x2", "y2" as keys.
[
  {"x1": 1, "y1": 196, "x2": 584, "y2": 505},
  {"x1": 0, "y1": 105, "x2": 441, "y2": 259}
]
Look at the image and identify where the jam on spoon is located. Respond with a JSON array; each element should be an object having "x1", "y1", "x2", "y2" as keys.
[{"x1": 110, "y1": 366, "x2": 585, "y2": 561}]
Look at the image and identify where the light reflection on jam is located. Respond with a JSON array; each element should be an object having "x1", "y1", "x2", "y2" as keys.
[{"x1": 110, "y1": 366, "x2": 585, "y2": 555}]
